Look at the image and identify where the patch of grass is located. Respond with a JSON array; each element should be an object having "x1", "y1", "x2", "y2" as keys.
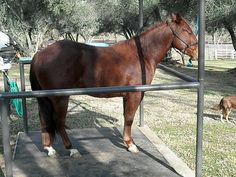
[
  {"x1": 204, "y1": 59, "x2": 236, "y2": 72},
  {"x1": 151, "y1": 119, "x2": 236, "y2": 177},
  {"x1": 152, "y1": 123, "x2": 196, "y2": 169},
  {"x1": 202, "y1": 123, "x2": 236, "y2": 177}
]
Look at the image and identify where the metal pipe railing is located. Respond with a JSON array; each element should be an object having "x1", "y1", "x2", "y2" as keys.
[
  {"x1": 158, "y1": 64, "x2": 197, "y2": 82},
  {"x1": 0, "y1": 81, "x2": 199, "y2": 177},
  {"x1": 0, "y1": 82, "x2": 199, "y2": 99}
]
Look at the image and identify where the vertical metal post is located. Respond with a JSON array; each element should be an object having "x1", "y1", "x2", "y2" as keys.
[
  {"x1": 139, "y1": 0, "x2": 144, "y2": 127},
  {"x1": 0, "y1": 98, "x2": 13, "y2": 177},
  {"x1": 19, "y1": 62, "x2": 28, "y2": 134},
  {"x1": 139, "y1": 0, "x2": 143, "y2": 29},
  {"x1": 139, "y1": 99, "x2": 144, "y2": 127},
  {"x1": 196, "y1": 0, "x2": 205, "y2": 176},
  {"x1": 3, "y1": 71, "x2": 10, "y2": 116}
]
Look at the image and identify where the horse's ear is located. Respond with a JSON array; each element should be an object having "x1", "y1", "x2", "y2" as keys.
[
  {"x1": 167, "y1": 13, "x2": 175, "y2": 23},
  {"x1": 170, "y1": 13, "x2": 182, "y2": 23},
  {"x1": 168, "y1": 13, "x2": 182, "y2": 23},
  {"x1": 166, "y1": 16, "x2": 172, "y2": 23}
]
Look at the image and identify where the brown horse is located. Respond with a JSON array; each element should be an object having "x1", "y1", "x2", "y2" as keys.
[{"x1": 30, "y1": 14, "x2": 198, "y2": 157}]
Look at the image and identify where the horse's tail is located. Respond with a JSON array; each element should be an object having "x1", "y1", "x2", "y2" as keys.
[
  {"x1": 30, "y1": 61, "x2": 57, "y2": 138},
  {"x1": 211, "y1": 98, "x2": 223, "y2": 111}
]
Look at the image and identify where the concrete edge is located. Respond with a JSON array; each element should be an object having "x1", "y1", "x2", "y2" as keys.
[
  {"x1": 138, "y1": 125, "x2": 195, "y2": 177},
  {"x1": 13, "y1": 132, "x2": 22, "y2": 160}
]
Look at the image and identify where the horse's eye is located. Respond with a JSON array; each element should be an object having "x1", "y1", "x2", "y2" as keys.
[{"x1": 183, "y1": 29, "x2": 192, "y2": 34}]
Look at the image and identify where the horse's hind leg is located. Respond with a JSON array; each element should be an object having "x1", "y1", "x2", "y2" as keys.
[
  {"x1": 123, "y1": 92, "x2": 143, "y2": 153},
  {"x1": 51, "y1": 96, "x2": 81, "y2": 157}
]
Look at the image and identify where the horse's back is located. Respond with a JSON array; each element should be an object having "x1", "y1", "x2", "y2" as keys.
[{"x1": 30, "y1": 39, "x2": 140, "y2": 91}]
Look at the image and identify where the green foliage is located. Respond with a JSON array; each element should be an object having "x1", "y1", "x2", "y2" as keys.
[
  {"x1": 1, "y1": 0, "x2": 234, "y2": 55},
  {"x1": 0, "y1": 0, "x2": 99, "y2": 55},
  {"x1": 0, "y1": 0, "x2": 51, "y2": 56},
  {"x1": 206, "y1": 0, "x2": 236, "y2": 32},
  {"x1": 94, "y1": 0, "x2": 138, "y2": 38},
  {"x1": 94, "y1": 0, "x2": 164, "y2": 39},
  {"x1": 206, "y1": 0, "x2": 236, "y2": 50},
  {"x1": 47, "y1": 0, "x2": 99, "y2": 41},
  {"x1": 159, "y1": 0, "x2": 198, "y2": 19}
]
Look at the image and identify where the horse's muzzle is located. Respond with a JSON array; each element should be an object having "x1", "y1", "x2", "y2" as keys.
[{"x1": 191, "y1": 48, "x2": 198, "y2": 61}]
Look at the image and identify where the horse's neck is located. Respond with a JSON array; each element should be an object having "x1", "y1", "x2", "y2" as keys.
[{"x1": 139, "y1": 23, "x2": 173, "y2": 65}]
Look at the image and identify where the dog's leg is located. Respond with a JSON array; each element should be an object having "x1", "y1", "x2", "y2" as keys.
[
  {"x1": 222, "y1": 107, "x2": 229, "y2": 122},
  {"x1": 225, "y1": 108, "x2": 231, "y2": 123},
  {"x1": 220, "y1": 110, "x2": 224, "y2": 122}
]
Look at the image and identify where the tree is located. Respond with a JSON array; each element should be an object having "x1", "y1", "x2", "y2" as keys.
[
  {"x1": 94, "y1": 0, "x2": 138, "y2": 39},
  {"x1": 47, "y1": 0, "x2": 99, "y2": 42},
  {"x1": 206, "y1": 0, "x2": 236, "y2": 51},
  {"x1": 0, "y1": 0, "x2": 99, "y2": 55},
  {"x1": 0, "y1": 0, "x2": 52, "y2": 56},
  {"x1": 0, "y1": 0, "x2": 208, "y2": 56},
  {"x1": 94, "y1": 0, "x2": 163, "y2": 39}
]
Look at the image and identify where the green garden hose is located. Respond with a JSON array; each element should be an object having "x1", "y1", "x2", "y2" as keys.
[{"x1": 6, "y1": 75, "x2": 23, "y2": 118}]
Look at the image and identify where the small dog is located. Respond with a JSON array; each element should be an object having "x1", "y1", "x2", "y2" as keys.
[{"x1": 212, "y1": 96, "x2": 236, "y2": 122}]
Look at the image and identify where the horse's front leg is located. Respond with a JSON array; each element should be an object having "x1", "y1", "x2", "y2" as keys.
[{"x1": 123, "y1": 93, "x2": 143, "y2": 153}]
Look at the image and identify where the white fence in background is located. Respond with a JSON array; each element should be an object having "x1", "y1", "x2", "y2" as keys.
[{"x1": 205, "y1": 43, "x2": 236, "y2": 60}]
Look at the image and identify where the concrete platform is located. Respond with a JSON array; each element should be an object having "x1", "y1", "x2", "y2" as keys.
[{"x1": 13, "y1": 126, "x2": 194, "y2": 177}]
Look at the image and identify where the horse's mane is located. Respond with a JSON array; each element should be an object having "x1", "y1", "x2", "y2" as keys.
[
  {"x1": 139, "y1": 21, "x2": 166, "y2": 36},
  {"x1": 112, "y1": 21, "x2": 166, "y2": 47}
]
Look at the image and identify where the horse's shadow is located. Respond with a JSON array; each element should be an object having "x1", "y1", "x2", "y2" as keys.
[
  {"x1": 66, "y1": 98, "x2": 120, "y2": 129},
  {"x1": 203, "y1": 113, "x2": 219, "y2": 121}
]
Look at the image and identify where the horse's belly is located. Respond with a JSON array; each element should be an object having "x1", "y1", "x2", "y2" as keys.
[{"x1": 88, "y1": 92, "x2": 126, "y2": 98}]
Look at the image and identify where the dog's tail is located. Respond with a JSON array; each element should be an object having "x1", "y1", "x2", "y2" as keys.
[{"x1": 211, "y1": 99, "x2": 223, "y2": 111}]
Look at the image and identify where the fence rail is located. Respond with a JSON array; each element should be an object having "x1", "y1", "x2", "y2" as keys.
[{"x1": 205, "y1": 43, "x2": 236, "y2": 60}]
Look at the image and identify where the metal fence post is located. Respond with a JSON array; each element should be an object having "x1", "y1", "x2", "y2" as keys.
[
  {"x1": 196, "y1": 0, "x2": 205, "y2": 176},
  {"x1": 19, "y1": 62, "x2": 28, "y2": 134},
  {"x1": 138, "y1": 0, "x2": 145, "y2": 127},
  {"x1": 3, "y1": 71, "x2": 10, "y2": 116},
  {"x1": 0, "y1": 98, "x2": 13, "y2": 177}
]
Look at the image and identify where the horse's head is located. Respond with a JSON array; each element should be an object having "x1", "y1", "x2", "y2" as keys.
[{"x1": 167, "y1": 14, "x2": 198, "y2": 60}]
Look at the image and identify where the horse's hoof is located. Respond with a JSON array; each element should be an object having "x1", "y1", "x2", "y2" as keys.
[
  {"x1": 70, "y1": 149, "x2": 81, "y2": 158},
  {"x1": 44, "y1": 146, "x2": 57, "y2": 157},
  {"x1": 48, "y1": 152, "x2": 57, "y2": 158},
  {"x1": 128, "y1": 144, "x2": 139, "y2": 153}
]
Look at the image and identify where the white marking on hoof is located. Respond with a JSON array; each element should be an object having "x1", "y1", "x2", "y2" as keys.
[
  {"x1": 128, "y1": 144, "x2": 139, "y2": 153},
  {"x1": 44, "y1": 146, "x2": 56, "y2": 157},
  {"x1": 69, "y1": 149, "x2": 81, "y2": 158}
]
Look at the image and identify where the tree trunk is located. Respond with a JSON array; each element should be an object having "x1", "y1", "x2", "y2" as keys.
[
  {"x1": 224, "y1": 21, "x2": 236, "y2": 51},
  {"x1": 153, "y1": 7, "x2": 162, "y2": 21}
]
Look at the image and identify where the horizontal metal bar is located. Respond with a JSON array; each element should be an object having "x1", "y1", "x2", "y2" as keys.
[
  {"x1": 0, "y1": 82, "x2": 199, "y2": 99},
  {"x1": 19, "y1": 60, "x2": 31, "y2": 64},
  {"x1": 158, "y1": 64, "x2": 197, "y2": 82}
]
